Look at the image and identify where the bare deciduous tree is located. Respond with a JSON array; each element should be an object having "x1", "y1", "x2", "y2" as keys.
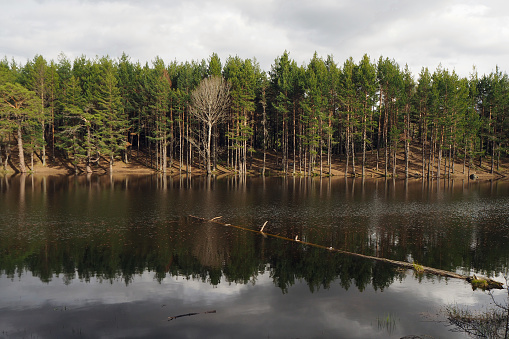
[{"x1": 190, "y1": 76, "x2": 230, "y2": 175}]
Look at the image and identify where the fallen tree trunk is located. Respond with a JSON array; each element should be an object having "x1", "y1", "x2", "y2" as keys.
[{"x1": 188, "y1": 215, "x2": 503, "y2": 290}]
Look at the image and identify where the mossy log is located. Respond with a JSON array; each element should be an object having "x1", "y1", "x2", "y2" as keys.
[{"x1": 466, "y1": 275, "x2": 504, "y2": 290}]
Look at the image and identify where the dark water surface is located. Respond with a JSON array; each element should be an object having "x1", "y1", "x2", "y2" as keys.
[{"x1": 0, "y1": 174, "x2": 508, "y2": 338}]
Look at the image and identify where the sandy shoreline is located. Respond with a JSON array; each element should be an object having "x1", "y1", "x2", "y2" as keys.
[{"x1": 2, "y1": 150, "x2": 507, "y2": 181}]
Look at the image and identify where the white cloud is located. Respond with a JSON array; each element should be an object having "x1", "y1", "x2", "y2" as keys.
[{"x1": 1, "y1": 0, "x2": 509, "y2": 77}]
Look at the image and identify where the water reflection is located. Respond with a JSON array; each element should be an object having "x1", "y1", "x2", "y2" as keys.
[
  {"x1": 1, "y1": 174, "x2": 508, "y2": 338},
  {"x1": 1, "y1": 174, "x2": 508, "y2": 287}
]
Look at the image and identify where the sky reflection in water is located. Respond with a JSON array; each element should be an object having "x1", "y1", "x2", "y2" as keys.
[{"x1": 0, "y1": 268, "x2": 496, "y2": 339}]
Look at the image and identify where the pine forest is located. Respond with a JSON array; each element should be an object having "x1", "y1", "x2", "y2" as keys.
[{"x1": 0, "y1": 51, "x2": 508, "y2": 178}]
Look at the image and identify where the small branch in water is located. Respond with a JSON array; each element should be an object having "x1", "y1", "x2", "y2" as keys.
[
  {"x1": 210, "y1": 216, "x2": 223, "y2": 221},
  {"x1": 168, "y1": 310, "x2": 216, "y2": 321}
]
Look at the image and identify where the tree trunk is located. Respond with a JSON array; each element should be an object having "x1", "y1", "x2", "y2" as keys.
[
  {"x1": 437, "y1": 147, "x2": 442, "y2": 179},
  {"x1": 213, "y1": 126, "x2": 217, "y2": 172},
  {"x1": 345, "y1": 133, "x2": 349, "y2": 177},
  {"x1": 293, "y1": 104, "x2": 296, "y2": 175},
  {"x1": 491, "y1": 140, "x2": 495, "y2": 174},
  {"x1": 404, "y1": 112, "x2": 409, "y2": 179},
  {"x1": 362, "y1": 115, "x2": 366, "y2": 177},
  {"x1": 41, "y1": 121, "x2": 46, "y2": 166},
  {"x1": 319, "y1": 124, "x2": 323, "y2": 177},
  {"x1": 377, "y1": 88, "x2": 383, "y2": 172},
  {"x1": 169, "y1": 111, "x2": 174, "y2": 172},
  {"x1": 392, "y1": 140, "x2": 396, "y2": 178},
  {"x1": 429, "y1": 126, "x2": 434, "y2": 179},
  {"x1": 384, "y1": 121, "x2": 388, "y2": 177},
  {"x1": 421, "y1": 112, "x2": 427, "y2": 179},
  {"x1": 497, "y1": 150, "x2": 500, "y2": 171},
  {"x1": 345, "y1": 111, "x2": 350, "y2": 177},
  {"x1": 463, "y1": 141, "x2": 467, "y2": 174},
  {"x1": 86, "y1": 126, "x2": 92, "y2": 173},
  {"x1": 17, "y1": 123, "x2": 27, "y2": 173},
  {"x1": 109, "y1": 154, "x2": 114, "y2": 173},
  {"x1": 328, "y1": 133, "x2": 332, "y2": 176},
  {"x1": 4, "y1": 142, "x2": 10, "y2": 170},
  {"x1": 351, "y1": 135, "x2": 356, "y2": 177},
  {"x1": 162, "y1": 131, "x2": 168, "y2": 174},
  {"x1": 451, "y1": 143, "x2": 455, "y2": 174},
  {"x1": 179, "y1": 117, "x2": 183, "y2": 175},
  {"x1": 206, "y1": 122, "x2": 212, "y2": 175}
]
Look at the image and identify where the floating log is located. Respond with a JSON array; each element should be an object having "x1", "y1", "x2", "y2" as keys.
[
  {"x1": 466, "y1": 275, "x2": 504, "y2": 290},
  {"x1": 188, "y1": 215, "x2": 504, "y2": 290}
]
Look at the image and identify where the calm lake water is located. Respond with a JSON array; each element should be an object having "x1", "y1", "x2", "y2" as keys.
[{"x1": 0, "y1": 174, "x2": 508, "y2": 338}]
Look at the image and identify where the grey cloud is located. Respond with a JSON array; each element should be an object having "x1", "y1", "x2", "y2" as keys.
[{"x1": 1, "y1": 0, "x2": 509, "y2": 76}]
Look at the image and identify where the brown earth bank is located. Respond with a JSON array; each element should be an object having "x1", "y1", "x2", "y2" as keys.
[{"x1": 1, "y1": 144, "x2": 508, "y2": 180}]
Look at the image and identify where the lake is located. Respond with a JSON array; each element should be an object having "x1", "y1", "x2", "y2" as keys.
[{"x1": 0, "y1": 174, "x2": 508, "y2": 338}]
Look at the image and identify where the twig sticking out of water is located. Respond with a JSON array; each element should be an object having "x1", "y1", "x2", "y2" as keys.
[{"x1": 260, "y1": 221, "x2": 268, "y2": 233}]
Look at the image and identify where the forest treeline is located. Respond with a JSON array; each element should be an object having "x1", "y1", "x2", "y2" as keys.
[{"x1": 0, "y1": 51, "x2": 508, "y2": 177}]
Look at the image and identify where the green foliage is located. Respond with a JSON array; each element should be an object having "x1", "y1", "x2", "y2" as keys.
[
  {"x1": 412, "y1": 262, "x2": 424, "y2": 274},
  {"x1": 208, "y1": 52, "x2": 222, "y2": 77},
  {"x1": 0, "y1": 82, "x2": 41, "y2": 172},
  {"x1": 1, "y1": 52, "x2": 509, "y2": 175},
  {"x1": 0, "y1": 57, "x2": 17, "y2": 84}
]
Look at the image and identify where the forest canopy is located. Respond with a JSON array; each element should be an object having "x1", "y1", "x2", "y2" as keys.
[{"x1": 0, "y1": 52, "x2": 507, "y2": 177}]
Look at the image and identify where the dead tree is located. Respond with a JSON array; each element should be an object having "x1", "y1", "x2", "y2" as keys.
[{"x1": 190, "y1": 76, "x2": 230, "y2": 175}]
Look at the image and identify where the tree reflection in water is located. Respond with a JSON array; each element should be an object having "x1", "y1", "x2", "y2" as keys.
[{"x1": 1, "y1": 174, "x2": 509, "y2": 338}]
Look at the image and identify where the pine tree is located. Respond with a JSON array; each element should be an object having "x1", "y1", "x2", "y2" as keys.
[
  {"x1": 324, "y1": 55, "x2": 339, "y2": 176},
  {"x1": 340, "y1": 57, "x2": 357, "y2": 176},
  {"x1": 415, "y1": 67, "x2": 432, "y2": 178},
  {"x1": 0, "y1": 58, "x2": 18, "y2": 169},
  {"x1": 400, "y1": 65, "x2": 415, "y2": 178},
  {"x1": 0, "y1": 83, "x2": 40, "y2": 173},
  {"x1": 20, "y1": 55, "x2": 49, "y2": 166},
  {"x1": 305, "y1": 53, "x2": 329, "y2": 176},
  {"x1": 145, "y1": 57, "x2": 172, "y2": 172},
  {"x1": 224, "y1": 56, "x2": 257, "y2": 174},
  {"x1": 354, "y1": 54, "x2": 377, "y2": 177},
  {"x1": 208, "y1": 53, "x2": 222, "y2": 77},
  {"x1": 270, "y1": 52, "x2": 294, "y2": 174},
  {"x1": 93, "y1": 56, "x2": 126, "y2": 172},
  {"x1": 57, "y1": 74, "x2": 87, "y2": 173},
  {"x1": 117, "y1": 53, "x2": 142, "y2": 163}
]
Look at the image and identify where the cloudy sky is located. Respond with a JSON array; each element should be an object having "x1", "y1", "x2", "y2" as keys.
[{"x1": 2, "y1": 0, "x2": 509, "y2": 77}]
